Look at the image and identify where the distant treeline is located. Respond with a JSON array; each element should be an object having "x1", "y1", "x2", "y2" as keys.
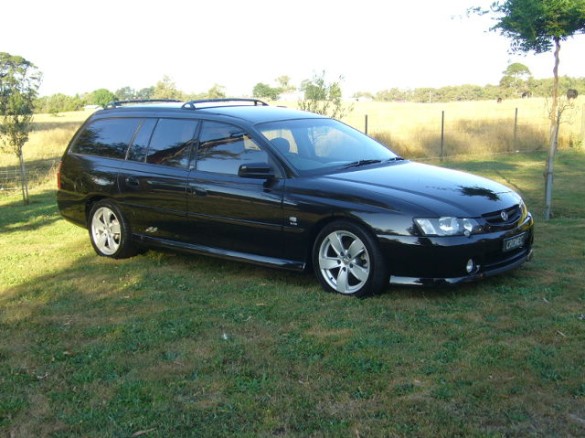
[
  {"x1": 34, "y1": 76, "x2": 585, "y2": 114},
  {"x1": 34, "y1": 94, "x2": 91, "y2": 114},
  {"x1": 369, "y1": 76, "x2": 585, "y2": 103}
]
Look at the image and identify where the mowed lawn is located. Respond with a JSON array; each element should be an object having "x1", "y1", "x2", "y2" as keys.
[{"x1": 1, "y1": 149, "x2": 584, "y2": 434}]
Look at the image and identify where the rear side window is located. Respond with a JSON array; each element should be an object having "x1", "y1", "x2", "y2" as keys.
[
  {"x1": 70, "y1": 118, "x2": 140, "y2": 159},
  {"x1": 145, "y1": 119, "x2": 199, "y2": 168}
]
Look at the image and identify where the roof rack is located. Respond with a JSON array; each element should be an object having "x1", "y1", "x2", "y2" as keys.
[
  {"x1": 181, "y1": 98, "x2": 269, "y2": 110},
  {"x1": 104, "y1": 99, "x2": 182, "y2": 109}
]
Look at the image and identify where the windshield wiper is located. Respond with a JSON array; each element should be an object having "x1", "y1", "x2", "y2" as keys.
[
  {"x1": 343, "y1": 159, "x2": 382, "y2": 169},
  {"x1": 342, "y1": 157, "x2": 404, "y2": 169}
]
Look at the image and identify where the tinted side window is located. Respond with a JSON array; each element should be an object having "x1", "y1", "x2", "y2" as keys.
[
  {"x1": 145, "y1": 119, "x2": 199, "y2": 168},
  {"x1": 71, "y1": 118, "x2": 140, "y2": 159},
  {"x1": 196, "y1": 122, "x2": 268, "y2": 175}
]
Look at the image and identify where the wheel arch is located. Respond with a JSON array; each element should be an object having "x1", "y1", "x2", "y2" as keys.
[{"x1": 84, "y1": 196, "x2": 108, "y2": 225}]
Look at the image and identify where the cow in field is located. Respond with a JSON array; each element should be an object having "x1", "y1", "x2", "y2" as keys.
[{"x1": 567, "y1": 89, "x2": 578, "y2": 100}]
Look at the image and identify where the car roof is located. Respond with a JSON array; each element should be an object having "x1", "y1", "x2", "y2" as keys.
[
  {"x1": 197, "y1": 105, "x2": 323, "y2": 124},
  {"x1": 95, "y1": 99, "x2": 324, "y2": 125}
]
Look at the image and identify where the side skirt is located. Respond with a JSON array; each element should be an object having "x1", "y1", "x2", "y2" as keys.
[{"x1": 134, "y1": 234, "x2": 306, "y2": 272}]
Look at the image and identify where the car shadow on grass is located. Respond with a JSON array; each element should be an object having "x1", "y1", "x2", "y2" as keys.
[{"x1": 0, "y1": 190, "x2": 61, "y2": 234}]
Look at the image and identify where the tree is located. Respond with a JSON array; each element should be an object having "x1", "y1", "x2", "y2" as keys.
[
  {"x1": 275, "y1": 75, "x2": 295, "y2": 93},
  {"x1": 252, "y1": 82, "x2": 281, "y2": 100},
  {"x1": 500, "y1": 62, "x2": 532, "y2": 97},
  {"x1": 115, "y1": 86, "x2": 136, "y2": 100},
  {"x1": 298, "y1": 71, "x2": 351, "y2": 119},
  {"x1": 135, "y1": 87, "x2": 153, "y2": 100},
  {"x1": 0, "y1": 52, "x2": 42, "y2": 204},
  {"x1": 152, "y1": 76, "x2": 184, "y2": 100},
  {"x1": 34, "y1": 93, "x2": 83, "y2": 114},
  {"x1": 352, "y1": 91, "x2": 375, "y2": 101},
  {"x1": 502, "y1": 62, "x2": 531, "y2": 80},
  {"x1": 376, "y1": 88, "x2": 409, "y2": 102},
  {"x1": 477, "y1": 0, "x2": 585, "y2": 219},
  {"x1": 207, "y1": 84, "x2": 226, "y2": 99},
  {"x1": 88, "y1": 88, "x2": 116, "y2": 107}
]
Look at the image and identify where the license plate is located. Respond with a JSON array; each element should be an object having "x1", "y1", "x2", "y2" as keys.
[{"x1": 503, "y1": 233, "x2": 526, "y2": 252}]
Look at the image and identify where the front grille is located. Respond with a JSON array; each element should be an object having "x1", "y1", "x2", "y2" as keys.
[{"x1": 483, "y1": 204, "x2": 523, "y2": 228}]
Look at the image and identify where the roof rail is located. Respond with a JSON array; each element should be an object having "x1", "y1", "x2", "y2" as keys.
[
  {"x1": 104, "y1": 99, "x2": 182, "y2": 109},
  {"x1": 181, "y1": 98, "x2": 269, "y2": 110}
]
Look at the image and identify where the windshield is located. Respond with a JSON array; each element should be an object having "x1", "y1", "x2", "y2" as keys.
[{"x1": 257, "y1": 118, "x2": 399, "y2": 174}]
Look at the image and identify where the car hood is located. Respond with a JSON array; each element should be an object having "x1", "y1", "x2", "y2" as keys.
[{"x1": 321, "y1": 161, "x2": 521, "y2": 216}]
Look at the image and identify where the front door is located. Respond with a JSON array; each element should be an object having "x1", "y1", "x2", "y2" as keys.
[{"x1": 186, "y1": 121, "x2": 285, "y2": 259}]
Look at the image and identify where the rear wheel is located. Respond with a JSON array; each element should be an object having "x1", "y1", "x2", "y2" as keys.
[
  {"x1": 88, "y1": 200, "x2": 137, "y2": 259},
  {"x1": 313, "y1": 221, "x2": 387, "y2": 297}
]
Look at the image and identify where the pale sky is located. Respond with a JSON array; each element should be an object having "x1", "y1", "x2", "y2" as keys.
[{"x1": 2, "y1": 0, "x2": 584, "y2": 97}]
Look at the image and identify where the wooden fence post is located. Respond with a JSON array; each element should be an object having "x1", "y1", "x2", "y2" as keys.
[
  {"x1": 440, "y1": 110, "x2": 445, "y2": 161},
  {"x1": 513, "y1": 107, "x2": 518, "y2": 151}
]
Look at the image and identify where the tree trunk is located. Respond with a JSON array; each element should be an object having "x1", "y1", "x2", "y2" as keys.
[
  {"x1": 543, "y1": 37, "x2": 561, "y2": 221},
  {"x1": 18, "y1": 150, "x2": 29, "y2": 205}
]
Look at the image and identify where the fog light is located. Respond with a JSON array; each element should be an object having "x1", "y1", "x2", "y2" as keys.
[{"x1": 466, "y1": 259, "x2": 475, "y2": 274}]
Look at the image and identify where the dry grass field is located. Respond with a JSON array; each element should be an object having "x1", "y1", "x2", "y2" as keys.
[
  {"x1": 0, "y1": 97, "x2": 583, "y2": 192},
  {"x1": 0, "y1": 111, "x2": 91, "y2": 192},
  {"x1": 344, "y1": 96, "x2": 584, "y2": 158},
  {"x1": 25, "y1": 112, "x2": 93, "y2": 161}
]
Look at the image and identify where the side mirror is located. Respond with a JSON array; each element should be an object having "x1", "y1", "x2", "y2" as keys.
[{"x1": 238, "y1": 162, "x2": 275, "y2": 179}]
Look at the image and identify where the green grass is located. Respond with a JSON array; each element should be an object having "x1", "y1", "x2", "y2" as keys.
[{"x1": 1, "y1": 156, "x2": 585, "y2": 434}]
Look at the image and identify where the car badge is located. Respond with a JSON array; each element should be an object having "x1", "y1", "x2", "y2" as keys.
[{"x1": 501, "y1": 210, "x2": 509, "y2": 221}]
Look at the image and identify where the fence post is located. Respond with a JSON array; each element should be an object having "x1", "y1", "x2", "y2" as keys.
[
  {"x1": 513, "y1": 107, "x2": 518, "y2": 151},
  {"x1": 440, "y1": 110, "x2": 445, "y2": 161},
  {"x1": 364, "y1": 114, "x2": 368, "y2": 135}
]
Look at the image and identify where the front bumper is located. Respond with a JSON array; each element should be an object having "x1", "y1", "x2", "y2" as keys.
[
  {"x1": 378, "y1": 215, "x2": 534, "y2": 287},
  {"x1": 389, "y1": 247, "x2": 533, "y2": 286}
]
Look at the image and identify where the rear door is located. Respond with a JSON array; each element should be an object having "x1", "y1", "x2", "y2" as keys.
[
  {"x1": 186, "y1": 121, "x2": 285, "y2": 259},
  {"x1": 117, "y1": 118, "x2": 199, "y2": 240}
]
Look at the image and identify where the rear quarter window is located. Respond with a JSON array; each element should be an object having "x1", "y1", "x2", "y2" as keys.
[{"x1": 70, "y1": 118, "x2": 141, "y2": 159}]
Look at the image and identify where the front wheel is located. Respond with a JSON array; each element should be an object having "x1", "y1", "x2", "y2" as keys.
[
  {"x1": 88, "y1": 200, "x2": 137, "y2": 259},
  {"x1": 312, "y1": 221, "x2": 387, "y2": 297}
]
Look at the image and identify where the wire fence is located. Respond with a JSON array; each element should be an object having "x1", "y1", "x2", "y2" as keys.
[
  {"x1": 0, "y1": 159, "x2": 59, "y2": 193},
  {"x1": 355, "y1": 103, "x2": 585, "y2": 161}
]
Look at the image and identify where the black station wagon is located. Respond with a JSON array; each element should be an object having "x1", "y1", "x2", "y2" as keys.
[{"x1": 57, "y1": 98, "x2": 534, "y2": 296}]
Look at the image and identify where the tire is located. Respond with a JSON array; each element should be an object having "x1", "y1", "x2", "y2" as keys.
[
  {"x1": 312, "y1": 221, "x2": 387, "y2": 297},
  {"x1": 88, "y1": 200, "x2": 137, "y2": 259}
]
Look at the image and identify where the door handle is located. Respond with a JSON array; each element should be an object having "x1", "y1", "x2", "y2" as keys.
[
  {"x1": 125, "y1": 176, "x2": 139, "y2": 187},
  {"x1": 188, "y1": 185, "x2": 207, "y2": 196}
]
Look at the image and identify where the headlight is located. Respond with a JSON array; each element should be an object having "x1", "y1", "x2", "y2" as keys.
[
  {"x1": 519, "y1": 199, "x2": 528, "y2": 218},
  {"x1": 414, "y1": 217, "x2": 481, "y2": 237}
]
